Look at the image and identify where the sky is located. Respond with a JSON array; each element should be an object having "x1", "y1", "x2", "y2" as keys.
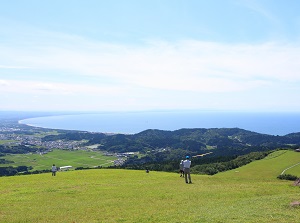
[{"x1": 1, "y1": 0, "x2": 300, "y2": 112}]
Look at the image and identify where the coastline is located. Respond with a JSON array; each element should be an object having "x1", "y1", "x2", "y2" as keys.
[
  {"x1": 15, "y1": 111, "x2": 300, "y2": 136},
  {"x1": 18, "y1": 120, "x2": 123, "y2": 135}
]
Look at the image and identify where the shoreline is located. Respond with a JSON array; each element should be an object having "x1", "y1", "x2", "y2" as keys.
[
  {"x1": 15, "y1": 111, "x2": 300, "y2": 136},
  {"x1": 18, "y1": 119, "x2": 130, "y2": 135}
]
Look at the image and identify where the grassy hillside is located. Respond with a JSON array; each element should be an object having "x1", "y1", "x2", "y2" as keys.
[
  {"x1": 0, "y1": 149, "x2": 116, "y2": 170},
  {"x1": 0, "y1": 150, "x2": 299, "y2": 223},
  {"x1": 218, "y1": 150, "x2": 300, "y2": 179}
]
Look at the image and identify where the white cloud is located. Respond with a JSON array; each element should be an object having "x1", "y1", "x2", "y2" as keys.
[
  {"x1": 236, "y1": 0, "x2": 280, "y2": 24},
  {"x1": 1, "y1": 26, "x2": 300, "y2": 111},
  {"x1": 0, "y1": 79, "x2": 125, "y2": 96},
  {"x1": 2, "y1": 37, "x2": 299, "y2": 94},
  {"x1": 0, "y1": 79, "x2": 10, "y2": 86},
  {"x1": 0, "y1": 65, "x2": 31, "y2": 69}
]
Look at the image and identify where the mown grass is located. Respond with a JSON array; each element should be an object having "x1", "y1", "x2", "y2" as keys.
[
  {"x1": 0, "y1": 140, "x2": 16, "y2": 145},
  {"x1": 0, "y1": 150, "x2": 299, "y2": 223},
  {"x1": 0, "y1": 149, "x2": 116, "y2": 170}
]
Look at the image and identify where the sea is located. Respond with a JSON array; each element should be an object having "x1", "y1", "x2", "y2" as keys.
[{"x1": 17, "y1": 111, "x2": 300, "y2": 136}]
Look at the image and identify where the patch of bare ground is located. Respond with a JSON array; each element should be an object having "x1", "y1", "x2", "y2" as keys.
[
  {"x1": 290, "y1": 201, "x2": 300, "y2": 207},
  {"x1": 293, "y1": 178, "x2": 300, "y2": 186}
]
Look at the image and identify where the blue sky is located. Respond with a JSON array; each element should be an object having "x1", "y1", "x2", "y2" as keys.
[{"x1": 1, "y1": 0, "x2": 300, "y2": 112}]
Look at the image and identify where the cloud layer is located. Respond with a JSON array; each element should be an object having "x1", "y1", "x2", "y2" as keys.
[{"x1": 1, "y1": 27, "x2": 300, "y2": 111}]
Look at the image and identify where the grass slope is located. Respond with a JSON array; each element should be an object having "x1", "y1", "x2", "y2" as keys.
[
  {"x1": 0, "y1": 150, "x2": 300, "y2": 223},
  {"x1": 218, "y1": 150, "x2": 300, "y2": 179}
]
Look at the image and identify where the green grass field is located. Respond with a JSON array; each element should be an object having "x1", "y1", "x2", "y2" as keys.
[
  {"x1": 0, "y1": 150, "x2": 300, "y2": 223},
  {"x1": 0, "y1": 140, "x2": 16, "y2": 145},
  {"x1": 0, "y1": 149, "x2": 117, "y2": 170}
]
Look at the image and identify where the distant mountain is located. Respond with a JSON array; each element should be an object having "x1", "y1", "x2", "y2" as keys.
[{"x1": 43, "y1": 128, "x2": 300, "y2": 156}]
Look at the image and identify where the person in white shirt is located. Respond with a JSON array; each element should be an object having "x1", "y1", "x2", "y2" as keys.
[
  {"x1": 183, "y1": 156, "x2": 192, "y2": 184},
  {"x1": 51, "y1": 164, "x2": 57, "y2": 176}
]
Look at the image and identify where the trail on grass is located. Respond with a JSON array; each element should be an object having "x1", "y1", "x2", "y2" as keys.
[{"x1": 281, "y1": 161, "x2": 300, "y2": 175}]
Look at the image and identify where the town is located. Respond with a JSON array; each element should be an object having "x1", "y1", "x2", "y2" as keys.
[{"x1": 0, "y1": 124, "x2": 129, "y2": 166}]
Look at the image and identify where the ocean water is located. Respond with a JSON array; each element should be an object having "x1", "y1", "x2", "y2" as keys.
[{"x1": 18, "y1": 111, "x2": 300, "y2": 136}]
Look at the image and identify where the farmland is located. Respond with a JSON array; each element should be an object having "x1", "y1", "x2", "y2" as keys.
[{"x1": 0, "y1": 149, "x2": 117, "y2": 170}]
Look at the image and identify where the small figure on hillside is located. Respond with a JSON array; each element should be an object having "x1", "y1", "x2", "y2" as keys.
[
  {"x1": 183, "y1": 156, "x2": 192, "y2": 184},
  {"x1": 146, "y1": 168, "x2": 149, "y2": 173},
  {"x1": 179, "y1": 160, "x2": 184, "y2": 177},
  {"x1": 51, "y1": 164, "x2": 57, "y2": 176}
]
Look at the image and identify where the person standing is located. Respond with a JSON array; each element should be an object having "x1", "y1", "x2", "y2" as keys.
[
  {"x1": 179, "y1": 160, "x2": 184, "y2": 177},
  {"x1": 51, "y1": 164, "x2": 57, "y2": 176},
  {"x1": 183, "y1": 156, "x2": 192, "y2": 184}
]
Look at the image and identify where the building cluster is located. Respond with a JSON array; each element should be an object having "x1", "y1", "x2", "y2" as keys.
[
  {"x1": 0, "y1": 126, "x2": 130, "y2": 166},
  {"x1": 0, "y1": 127, "x2": 21, "y2": 132},
  {"x1": 0, "y1": 132, "x2": 82, "y2": 150},
  {"x1": 104, "y1": 152, "x2": 134, "y2": 166}
]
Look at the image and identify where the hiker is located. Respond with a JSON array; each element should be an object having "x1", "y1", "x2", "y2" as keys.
[
  {"x1": 179, "y1": 160, "x2": 184, "y2": 177},
  {"x1": 51, "y1": 164, "x2": 57, "y2": 176},
  {"x1": 183, "y1": 156, "x2": 192, "y2": 184}
]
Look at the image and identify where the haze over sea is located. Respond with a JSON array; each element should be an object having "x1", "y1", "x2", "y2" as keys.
[{"x1": 18, "y1": 111, "x2": 300, "y2": 136}]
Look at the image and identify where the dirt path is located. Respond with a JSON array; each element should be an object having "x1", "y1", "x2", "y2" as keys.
[{"x1": 281, "y1": 162, "x2": 300, "y2": 175}]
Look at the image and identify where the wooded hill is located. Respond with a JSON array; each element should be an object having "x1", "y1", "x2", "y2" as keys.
[{"x1": 43, "y1": 128, "x2": 300, "y2": 156}]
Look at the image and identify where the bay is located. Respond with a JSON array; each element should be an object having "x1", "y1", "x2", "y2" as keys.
[{"x1": 19, "y1": 111, "x2": 300, "y2": 136}]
